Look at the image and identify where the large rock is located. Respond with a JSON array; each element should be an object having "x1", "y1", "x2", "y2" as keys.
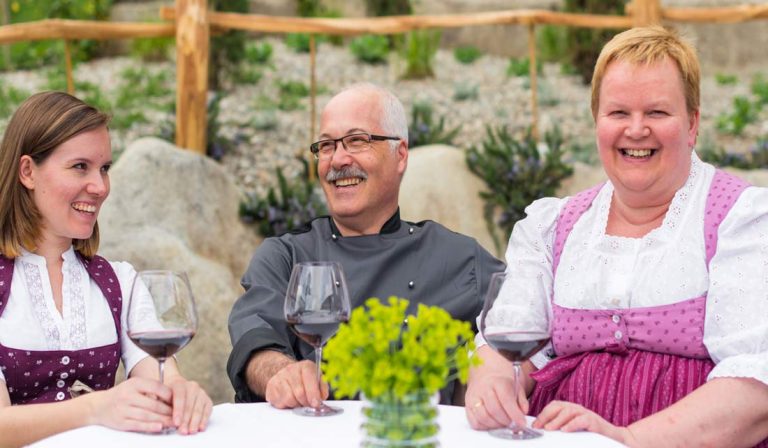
[
  {"x1": 99, "y1": 137, "x2": 260, "y2": 404},
  {"x1": 400, "y1": 144, "x2": 500, "y2": 256}
]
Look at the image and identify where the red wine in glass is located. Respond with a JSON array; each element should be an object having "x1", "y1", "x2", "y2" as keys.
[
  {"x1": 484, "y1": 331, "x2": 550, "y2": 363},
  {"x1": 287, "y1": 311, "x2": 348, "y2": 348},
  {"x1": 128, "y1": 329, "x2": 196, "y2": 360}
]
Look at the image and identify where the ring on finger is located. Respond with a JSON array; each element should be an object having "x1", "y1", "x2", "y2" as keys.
[{"x1": 472, "y1": 400, "x2": 483, "y2": 409}]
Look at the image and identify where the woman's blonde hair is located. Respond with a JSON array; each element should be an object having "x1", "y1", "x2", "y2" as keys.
[
  {"x1": 591, "y1": 26, "x2": 700, "y2": 119},
  {"x1": 0, "y1": 91, "x2": 109, "y2": 258}
]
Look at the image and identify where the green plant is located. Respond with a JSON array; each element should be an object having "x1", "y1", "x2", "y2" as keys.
[
  {"x1": 399, "y1": 29, "x2": 441, "y2": 79},
  {"x1": 209, "y1": 0, "x2": 248, "y2": 90},
  {"x1": 285, "y1": 33, "x2": 312, "y2": 53},
  {"x1": 245, "y1": 40, "x2": 273, "y2": 65},
  {"x1": 350, "y1": 35, "x2": 390, "y2": 64},
  {"x1": 239, "y1": 158, "x2": 327, "y2": 237},
  {"x1": 716, "y1": 96, "x2": 757, "y2": 136},
  {"x1": 297, "y1": 0, "x2": 323, "y2": 17},
  {"x1": 563, "y1": 0, "x2": 626, "y2": 84},
  {"x1": 453, "y1": 46, "x2": 482, "y2": 65},
  {"x1": 364, "y1": 0, "x2": 412, "y2": 16},
  {"x1": 715, "y1": 73, "x2": 738, "y2": 86},
  {"x1": 276, "y1": 80, "x2": 310, "y2": 111},
  {"x1": 233, "y1": 66, "x2": 263, "y2": 84},
  {"x1": 0, "y1": 83, "x2": 30, "y2": 118},
  {"x1": 109, "y1": 110, "x2": 148, "y2": 131},
  {"x1": 452, "y1": 82, "x2": 479, "y2": 102},
  {"x1": 408, "y1": 102, "x2": 461, "y2": 148},
  {"x1": 324, "y1": 297, "x2": 477, "y2": 399},
  {"x1": 752, "y1": 74, "x2": 768, "y2": 106},
  {"x1": 115, "y1": 67, "x2": 172, "y2": 110},
  {"x1": 130, "y1": 28, "x2": 173, "y2": 62},
  {"x1": 507, "y1": 57, "x2": 542, "y2": 77},
  {"x1": 466, "y1": 126, "x2": 574, "y2": 253},
  {"x1": 537, "y1": 25, "x2": 568, "y2": 63}
]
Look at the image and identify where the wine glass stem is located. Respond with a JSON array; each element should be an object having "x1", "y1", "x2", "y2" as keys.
[
  {"x1": 315, "y1": 346, "x2": 323, "y2": 403},
  {"x1": 513, "y1": 361, "x2": 522, "y2": 431},
  {"x1": 158, "y1": 358, "x2": 166, "y2": 384}
]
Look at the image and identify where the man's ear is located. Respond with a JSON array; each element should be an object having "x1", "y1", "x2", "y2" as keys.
[
  {"x1": 18, "y1": 155, "x2": 36, "y2": 190},
  {"x1": 396, "y1": 140, "x2": 408, "y2": 175}
]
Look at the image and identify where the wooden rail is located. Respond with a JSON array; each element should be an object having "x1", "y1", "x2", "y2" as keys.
[{"x1": 2, "y1": 0, "x2": 768, "y2": 152}]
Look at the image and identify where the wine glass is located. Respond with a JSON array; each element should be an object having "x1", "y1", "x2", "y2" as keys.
[
  {"x1": 480, "y1": 271, "x2": 551, "y2": 440},
  {"x1": 127, "y1": 270, "x2": 198, "y2": 432},
  {"x1": 284, "y1": 261, "x2": 351, "y2": 417}
]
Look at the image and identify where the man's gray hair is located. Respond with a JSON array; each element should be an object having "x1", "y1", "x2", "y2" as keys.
[{"x1": 340, "y1": 82, "x2": 408, "y2": 150}]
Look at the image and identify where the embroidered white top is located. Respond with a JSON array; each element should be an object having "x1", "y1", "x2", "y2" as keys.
[
  {"x1": 479, "y1": 153, "x2": 768, "y2": 386},
  {"x1": 0, "y1": 247, "x2": 148, "y2": 382}
]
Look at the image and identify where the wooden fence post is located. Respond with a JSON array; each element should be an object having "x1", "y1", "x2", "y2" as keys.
[
  {"x1": 630, "y1": 0, "x2": 663, "y2": 27},
  {"x1": 175, "y1": 0, "x2": 209, "y2": 153},
  {"x1": 63, "y1": 40, "x2": 74, "y2": 94}
]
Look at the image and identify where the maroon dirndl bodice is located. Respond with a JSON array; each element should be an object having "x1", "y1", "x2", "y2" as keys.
[
  {"x1": 0, "y1": 254, "x2": 123, "y2": 404},
  {"x1": 528, "y1": 169, "x2": 767, "y2": 446}
]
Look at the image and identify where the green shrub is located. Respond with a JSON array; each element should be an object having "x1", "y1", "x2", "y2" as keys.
[
  {"x1": 233, "y1": 66, "x2": 263, "y2": 85},
  {"x1": 752, "y1": 74, "x2": 768, "y2": 106},
  {"x1": 716, "y1": 96, "x2": 757, "y2": 136},
  {"x1": 537, "y1": 25, "x2": 568, "y2": 63},
  {"x1": 239, "y1": 158, "x2": 328, "y2": 237},
  {"x1": 131, "y1": 34, "x2": 173, "y2": 62},
  {"x1": 563, "y1": 0, "x2": 626, "y2": 84},
  {"x1": 109, "y1": 110, "x2": 148, "y2": 131},
  {"x1": 714, "y1": 73, "x2": 738, "y2": 86},
  {"x1": 466, "y1": 126, "x2": 573, "y2": 253},
  {"x1": 209, "y1": 0, "x2": 248, "y2": 90},
  {"x1": 452, "y1": 82, "x2": 479, "y2": 102},
  {"x1": 399, "y1": 29, "x2": 441, "y2": 79},
  {"x1": 115, "y1": 67, "x2": 172, "y2": 110},
  {"x1": 0, "y1": 83, "x2": 30, "y2": 118},
  {"x1": 453, "y1": 46, "x2": 482, "y2": 65},
  {"x1": 350, "y1": 35, "x2": 390, "y2": 64},
  {"x1": 286, "y1": 33, "x2": 312, "y2": 53},
  {"x1": 364, "y1": 0, "x2": 412, "y2": 16},
  {"x1": 408, "y1": 101, "x2": 461, "y2": 148},
  {"x1": 245, "y1": 41, "x2": 273, "y2": 65},
  {"x1": 507, "y1": 57, "x2": 542, "y2": 77}
]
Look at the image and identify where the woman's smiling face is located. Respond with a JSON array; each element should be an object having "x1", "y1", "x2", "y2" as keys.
[{"x1": 596, "y1": 57, "x2": 699, "y2": 204}]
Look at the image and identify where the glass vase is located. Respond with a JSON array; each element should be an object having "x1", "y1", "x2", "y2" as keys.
[{"x1": 361, "y1": 391, "x2": 440, "y2": 448}]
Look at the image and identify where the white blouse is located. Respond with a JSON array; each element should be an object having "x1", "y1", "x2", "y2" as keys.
[
  {"x1": 481, "y1": 153, "x2": 768, "y2": 386},
  {"x1": 0, "y1": 247, "x2": 148, "y2": 382}
]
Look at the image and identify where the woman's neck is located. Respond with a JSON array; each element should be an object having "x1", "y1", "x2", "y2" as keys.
[{"x1": 606, "y1": 193, "x2": 673, "y2": 238}]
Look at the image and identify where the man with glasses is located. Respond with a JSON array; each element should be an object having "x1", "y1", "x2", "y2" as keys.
[{"x1": 227, "y1": 83, "x2": 504, "y2": 408}]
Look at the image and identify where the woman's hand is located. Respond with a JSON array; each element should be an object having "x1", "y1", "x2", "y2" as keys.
[
  {"x1": 86, "y1": 377, "x2": 173, "y2": 433},
  {"x1": 465, "y1": 346, "x2": 530, "y2": 431},
  {"x1": 533, "y1": 400, "x2": 635, "y2": 444},
  {"x1": 166, "y1": 376, "x2": 213, "y2": 435}
]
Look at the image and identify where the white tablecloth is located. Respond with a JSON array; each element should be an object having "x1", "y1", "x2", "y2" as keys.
[{"x1": 30, "y1": 401, "x2": 626, "y2": 447}]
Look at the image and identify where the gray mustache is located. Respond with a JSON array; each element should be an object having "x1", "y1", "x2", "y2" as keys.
[{"x1": 326, "y1": 166, "x2": 369, "y2": 182}]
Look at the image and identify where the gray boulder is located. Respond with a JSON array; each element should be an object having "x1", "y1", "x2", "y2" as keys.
[{"x1": 99, "y1": 137, "x2": 259, "y2": 404}]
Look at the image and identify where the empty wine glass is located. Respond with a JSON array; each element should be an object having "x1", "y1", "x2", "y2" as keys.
[
  {"x1": 480, "y1": 271, "x2": 551, "y2": 440},
  {"x1": 127, "y1": 270, "x2": 198, "y2": 432},
  {"x1": 284, "y1": 261, "x2": 351, "y2": 417}
]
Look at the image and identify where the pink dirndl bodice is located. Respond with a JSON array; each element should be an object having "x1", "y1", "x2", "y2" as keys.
[
  {"x1": 0, "y1": 254, "x2": 123, "y2": 404},
  {"x1": 528, "y1": 170, "x2": 766, "y2": 437}
]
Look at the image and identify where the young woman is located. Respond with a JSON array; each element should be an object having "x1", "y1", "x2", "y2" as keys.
[{"x1": 0, "y1": 91, "x2": 212, "y2": 447}]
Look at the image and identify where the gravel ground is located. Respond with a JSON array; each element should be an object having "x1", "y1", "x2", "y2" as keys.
[{"x1": 1, "y1": 36, "x2": 766, "y2": 198}]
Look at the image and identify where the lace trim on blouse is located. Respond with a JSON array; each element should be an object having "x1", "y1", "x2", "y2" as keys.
[
  {"x1": 21, "y1": 261, "x2": 61, "y2": 350},
  {"x1": 596, "y1": 153, "x2": 702, "y2": 252},
  {"x1": 64, "y1": 258, "x2": 87, "y2": 348}
]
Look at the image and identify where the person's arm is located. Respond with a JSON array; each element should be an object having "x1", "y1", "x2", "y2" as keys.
[
  {"x1": 227, "y1": 237, "x2": 327, "y2": 408},
  {"x1": 0, "y1": 377, "x2": 173, "y2": 447},
  {"x1": 464, "y1": 197, "x2": 563, "y2": 430}
]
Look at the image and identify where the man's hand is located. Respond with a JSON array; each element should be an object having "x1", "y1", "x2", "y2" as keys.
[{"x1": 265, "y1": 360, "x2": 329, "y2": 409}]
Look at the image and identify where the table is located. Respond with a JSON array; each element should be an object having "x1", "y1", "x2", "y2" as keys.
[{"x1": 30, "y1": 401, "x2": 626, "y2": 447}]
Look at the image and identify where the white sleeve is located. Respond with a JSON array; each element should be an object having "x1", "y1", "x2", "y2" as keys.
[
  {"x1": 705, "y1": 186, "x2": 768, "y2": 386},
  {"x1": 476, "y1": 196, "x2": 565, "y2": 371},
  {"x1": 111, "y1": 261, "x2": 150, "y2": 376}
]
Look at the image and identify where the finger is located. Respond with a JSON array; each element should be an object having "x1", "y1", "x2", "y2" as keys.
[
  {"x1": 531, "y1": 401, "x2": 563, "y2": 429},
  {"x1": 472, "y1": 393, "x2": 508, "y2": 429},
  {"x1": 560, "y1": 414, "x2": 592, "y2": 433},
  {"x1": 288, "y1": 368, "x2": 310, "y2": 408},
  {"x1": 196, "y1": 398, "x2": 213, "y2": 432},
  {"x1": 496, "y1": 385, "x2": 527, "y2": 429},
  {"x1": 125, "y1": 419, "x2": 165, "y2": 434},
  {"x1": 266, "y1": 376, "x2": 296, "y2": 409},
  {"x1": 171, "y1": 384, "x2": 187, "y2": 428},
  {"x1": 130, "y1": 391, "x2": 174, "y2": 416},
  {"x1": 178, "y1": 389, "x2": 200, "y2": 435},
  {"x1": 185, "y1": 392, "x2": 209, "y2": 435},
  {"x1": 300, "y1": 363, "x2": 322, "y2": 408},
  {"x1": 320, "y1": 377, "x2": 330, "y2": 401},
  {"x1": 541, "y1": 406, "x2": 577, "y2": 430},
  {"x1": 465, "y1": 398, "x2": 490, "y2": 430}
]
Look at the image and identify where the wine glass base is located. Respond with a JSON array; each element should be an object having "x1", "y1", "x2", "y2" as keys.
[
  {"x1": 488, "y1": 427, "x2": 542, "y2": 440},
  {"x1": 292, "y1": 403, "x2": 344, "y2": 417}
]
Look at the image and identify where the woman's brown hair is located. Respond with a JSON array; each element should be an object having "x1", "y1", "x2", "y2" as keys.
[{"x1": 0, "y1": 91, "x2": 109, "y2": 258}]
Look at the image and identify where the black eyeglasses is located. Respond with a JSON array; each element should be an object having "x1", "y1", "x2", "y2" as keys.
[{"x1": 309, "y1": 133, "x2": 400, "y2": 160}]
